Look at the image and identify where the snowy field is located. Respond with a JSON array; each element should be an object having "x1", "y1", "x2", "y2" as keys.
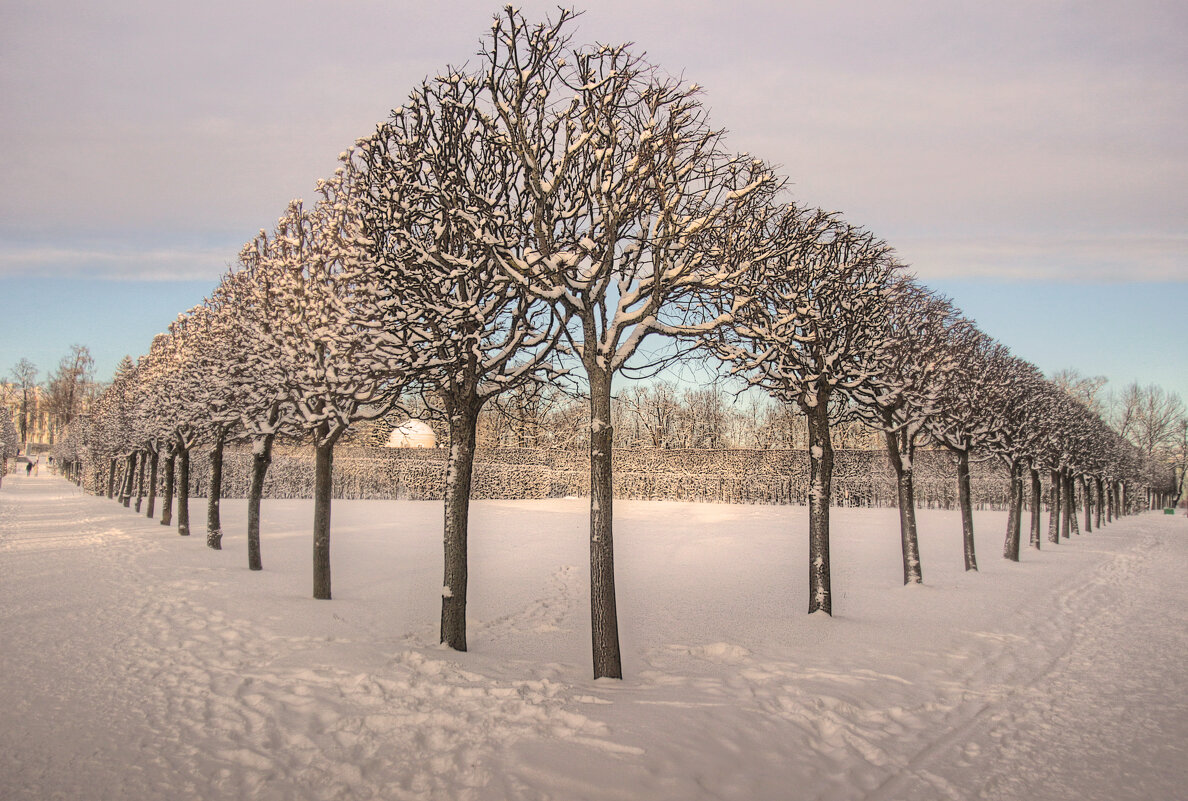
[{"x1": 2, "y1": 472, "x2": 1186, "y2": 801}]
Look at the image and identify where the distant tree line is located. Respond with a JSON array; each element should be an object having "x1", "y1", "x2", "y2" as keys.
[
  {"x1": 0, "y1": 345, "x2": 98, "y2": 450},
  {"x1": 44, "y1": 8, "x2": 1184, "y2": 680}
]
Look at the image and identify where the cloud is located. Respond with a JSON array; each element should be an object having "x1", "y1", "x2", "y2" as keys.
[
  {"x1": 0, "y1": 1, "x2": 1184, "y2": 285},
  {"x1": 0, "y1": 243, "x2": 231, "y2": 282},
  {"x1": 897, "y1": 233, "x2": 1188, "y2": 282}
]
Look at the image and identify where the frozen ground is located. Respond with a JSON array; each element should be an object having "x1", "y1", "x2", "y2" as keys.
[{"x1": 1, "y1": 471, "x2": 1186, "y2": 801}]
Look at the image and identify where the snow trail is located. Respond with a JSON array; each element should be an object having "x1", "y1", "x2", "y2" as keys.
[{"x1": 2, "y1": 474, "x2": 1186, "y2": 800}]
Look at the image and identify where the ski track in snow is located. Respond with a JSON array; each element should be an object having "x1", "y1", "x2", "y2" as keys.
[{"x1": 2, "y1": 473, "x2": 1186, "y2": 800}]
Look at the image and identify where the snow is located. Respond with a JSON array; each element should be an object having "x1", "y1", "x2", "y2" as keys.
[{"x1": 3, "y1": 472, "x2": 1188, "y2": 800}]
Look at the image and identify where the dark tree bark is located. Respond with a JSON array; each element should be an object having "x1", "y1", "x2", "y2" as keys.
[
  {"x1": 441, "y1": 399, "x2": 481, "y2": 651},
  {"x1": 1002, "y1": 461, "x2": 1023, "y2": 561},
  {"x1": 1061, "y1": 471, "x2": 1073, "y2": 539},
  {"x1": 160, "y1": 452, "x2": 175, "y2": 526},
  {"x1": 246, "y1": 434, "x2": 274, "y2": 571},
  {"x1": 885, "y1": 430, "x2": 922, "y2": 584},
  {"x1": 1082, "y1": 476, "x2": 1092, "y2": 533},
  {"x1": 956, "y1": 449, "x2": 977, "y2": 570},
  {"x1": 1066, "y1": 473, "x2": 1080, "y2": 536},
  {"x1": 121, "y1": 452, "x2": 136, "y2": 507},
  {"x1": 206, "y1": 428, "x2": 227, "y2": 550},
  {"x1": 1047, "y1": 469, "x2": 1061, "y2": 545},
  {"x1": 176, "y1": 446, "x2": 191, "y2": 536},
  {"x1": 806, "y1": 401, "x2": 834, "y2": 612},
  {"x1": 588, "y1": 367, "x2": 622, "y2": 678},
  {"x1": 145, "y1": 451, "x2": 159, "y2": 519},
  {"x1": 1095, "y1": 476, "x2": 1104, "y2": 528},
  {"x1": 1029, "y1": 467, "x2": 1043, "y2": 550},
  {"x1": 311, "y1": 425, "x2": 342, "y2": 601},
  {"x1": 134, "y1": 450, "x2": 147, "y2": 512},
  {"x1": 107, "y1": 458, "x2": 117, "y2": 499}
]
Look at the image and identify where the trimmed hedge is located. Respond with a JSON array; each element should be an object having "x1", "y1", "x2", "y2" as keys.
[{"x1": 157, "y1": 445, "x2": 1013, "y2": 509}]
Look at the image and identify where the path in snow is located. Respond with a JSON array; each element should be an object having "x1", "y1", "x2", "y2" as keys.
[{"x1": 1, "y1": 471, "x2": 1186, "y2": 800}]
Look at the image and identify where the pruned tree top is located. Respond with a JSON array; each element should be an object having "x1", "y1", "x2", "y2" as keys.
[
  {"x1": 482, "y1": 6, "x2": 783, "y2": 377},
  {"x1": 709, "y1": 203, "x2": 902, "y2": 415}
]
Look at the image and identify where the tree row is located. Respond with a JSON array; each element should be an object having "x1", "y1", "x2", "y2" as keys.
[{"x1": 53, "y1": 8, "x2": 1176, "y2": 679}]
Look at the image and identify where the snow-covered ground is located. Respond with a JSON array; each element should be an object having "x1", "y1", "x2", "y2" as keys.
[{"x1": 2, "y1": 471, "x2": 1186, "y2": 801}]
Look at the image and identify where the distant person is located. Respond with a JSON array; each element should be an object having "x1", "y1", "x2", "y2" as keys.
[{"x1": 26, "y1": 461, "x2": 33, "y2": 476}]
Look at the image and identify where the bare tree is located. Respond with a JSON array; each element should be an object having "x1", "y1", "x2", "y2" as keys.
[
  {"x1": 485, "y1": 7, "x2": 780, "y2": 676},
  {"x1": 153, "y1": 318, "x2": 204, "y2": 536},
  {"x1": 712, "y1": 204, "x2": 900, "y2": 614},
  {"x1": 481, "y1": 382, "x2": 573, "y2": 448},
  {"x1": 43, "y1": 345, "x2": 95, "y2": 443},
  {"x1": 355, "y1": 66, "x2": 565, "y2": 651},
  {"x1": 675, "y1": 387, "x2": 730, "y2": 449},
  {"x1": 8, "y1": 358, "x2": 39, "y2": 449},
  {"x1": 127, "y1": 341, "x2": 168, "y2": 520},
  {"x1": 985, "y1": 356, "x2": 1049, "y2": 562},
  {"x1": 924, "y1": 322, "x2": 1013, "y2": 569},
  {"x1": 135, "y1": 334, "x2": 183, "y2": 528},
  {"x1": 257, "y1": 173, "x2": 414, "y2": 600},
  {"x1": 859, "y1": 280, "x2": 967, "y2": 582},
  {"x1": 1051, "y1": 368, "x2": 1107, "y2": 416},
  {"x1": 618, "y1": 382, "x2": 681, "y2": 448},
  {"x1": 1108, "y1": 382, "x2": 1143, "y2": 442},
  {"x1": 227, "y1": 243, "x2": 298, "y2": 571},
  {"x1": 1128, "y1": 384, "x2": 1185, "y2": 460}
]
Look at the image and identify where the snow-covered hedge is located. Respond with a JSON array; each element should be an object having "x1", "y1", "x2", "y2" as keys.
[{"x1": 166, "y1": 446, "x2": 1012, "y2": 509}]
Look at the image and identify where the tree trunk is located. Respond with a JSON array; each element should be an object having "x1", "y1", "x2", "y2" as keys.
[
  {"x1": 588, "y1": 367, "x2": 622, "y2": 678},
  {"x1": 441, "y1": 399, "x2": 481, "y2": 651},
  {"x1": 134, "y1": 451, "x2": 146, "y2": 512},
  {"x1": 1029, "y1": 467, "x2": 1043, "y2": 550},
  {"x1": 160, "y1": 452, "x2": 175, "y2": 526},
  {"x1": 107, "y1": 458, "x2": 116, "y2": 499},
  {"x1": 1061, "y1": 471, "x2": 1073, "y2": 539},
  {"x1": 1095, "y1": 476, "x2": 1104, "y2": 528},
  {"x1": 206, "y1": 428, "x2": 227, "y2": 550},
  {"x1": 956, "y1": 449, "x2": 977, "y2": 570},
  {"x1": 247, "y1": 434, "x2": 274, "y2": 571},
  {"x1": 145, "y1": 451, "x2": 159, "y2": 519},
  {"x1": 177, "y1": 447, "x2": 190, "y2": 536},
  {"x1": 312, "y1": 428, "x2": 339, "y2": 601},
  {"x1": 1067, "y1": 474, "x2": 1080, "y2": 536},
  {"x1": 1002, "y1": 460, "x2": 1023, "y2": 561},
  {"x1": 1047, "y1": 469, "x2": 1061, "y2": 545},
  {"x1": 806, "y1": 400, "x2": 834, "y2": 613},
  {"x1": 885, "y1": 430, "x2": 922, "y2": 585},
  {"x1": 121, "y1": 452, "x2": 136, "y2": 507}
]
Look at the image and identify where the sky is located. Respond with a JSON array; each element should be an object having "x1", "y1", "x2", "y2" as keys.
[{"x1": 1, "y1": 0, "x2": 1184, "y2": 404}]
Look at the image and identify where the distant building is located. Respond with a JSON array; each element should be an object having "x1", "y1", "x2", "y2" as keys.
[
  {"x1": 385, "y1": 419, "x2": 437, "y2": 449},
  {"x1": 0, "y1": 383, "x2": 52, "y2": 450}
]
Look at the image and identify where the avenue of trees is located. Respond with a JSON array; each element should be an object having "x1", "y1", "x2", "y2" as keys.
[{"x1": 37, "y1": 8, "x2": 1183, "y2": 680}]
